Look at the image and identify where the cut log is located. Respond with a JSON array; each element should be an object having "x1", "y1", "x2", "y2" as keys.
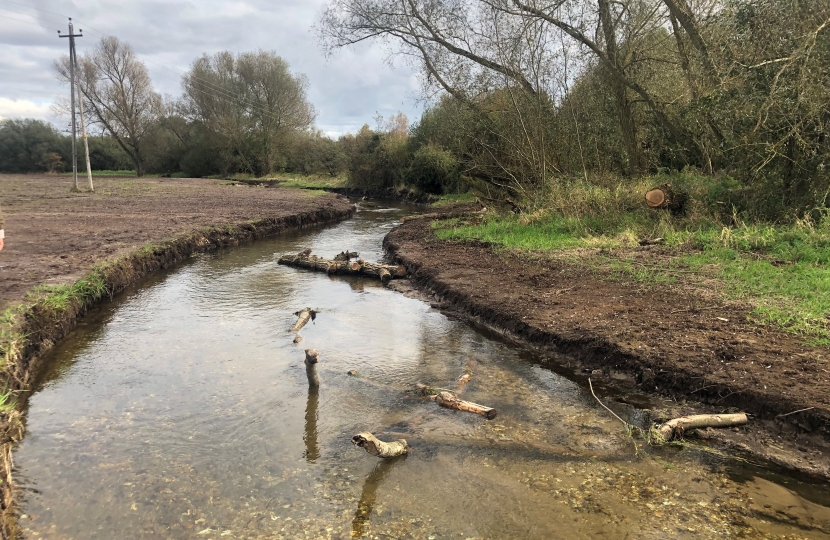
[
  {"x1": 645, "y1": 183, "x2": 688, "y2": 216},
  {"x1": 278, "y1": 250, "x2": 406, "y2": 282},
  {"x1": 334, "y1": 250, "x2": 359, "y2": 261},
  {"x1": 290, "y1": 307, "x2": 317, "y2": 332},
  {"x1": 305, "y1": 349, "x2": 320, "y2": 387},
  {"x1": 351, "y1": 432, "x2": 408, "y2": 458},
  {"x1": 658, "y1": 413, "x2": 747, "y2": 440},
  {"x1": 434, "y1": 391, "x2": 497, "y2": 419}
]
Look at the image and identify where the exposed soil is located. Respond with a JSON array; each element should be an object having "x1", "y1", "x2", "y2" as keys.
[
  {"x1": 0, "y1": 174, "x2": 353, "y2": 313},
  {"x1": 384, "y1": 214, "x2": 830, "y2": 479}
]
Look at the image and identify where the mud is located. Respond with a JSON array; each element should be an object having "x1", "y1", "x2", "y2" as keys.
[{"x1": 384, "y1": 214, "x2": 830, "y2": 479}]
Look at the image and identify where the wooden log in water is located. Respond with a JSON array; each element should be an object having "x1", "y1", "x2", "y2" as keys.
[
  {"x1": 352, "y1": 432, "x2": 408, "y2": 458},
  {"x1": 658, "y1": 413, "x2": 747, "y2": 440},
  {"x1": 278, "y1": 250, "x2": 405, "y2": 282},
  {"x1": 305, "y1": 349, "x2": 320, "y2": 387},
  {"x1": 291, "y1": 307, "x2": 317, "y2": 332},
  {"x1": 416, "y1": 384, "x2": 497, "y2": 419},
  {"x1": 434, "y1": 391, "x2": 497, "y2": 419}
]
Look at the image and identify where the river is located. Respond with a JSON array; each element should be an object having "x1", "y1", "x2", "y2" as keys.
[{"x1": 14, "y1": 202, "x2": 830, "y2": 539}]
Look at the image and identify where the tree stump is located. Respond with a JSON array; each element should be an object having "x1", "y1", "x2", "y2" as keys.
[{"x1": 305, "y1": 349, "x2": 320, "y2": 387}]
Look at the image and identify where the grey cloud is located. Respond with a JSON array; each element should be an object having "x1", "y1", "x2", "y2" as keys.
[{"x1": 0, "y1": 0, "x2": 423, "y2": 135}]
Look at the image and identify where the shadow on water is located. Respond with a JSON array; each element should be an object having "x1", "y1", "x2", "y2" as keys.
[{"x1": 352, "y1": 456, "x2": 405, "y2": 537}]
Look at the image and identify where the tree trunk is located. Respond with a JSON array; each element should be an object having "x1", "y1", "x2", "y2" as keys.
[
  {"x1": 598, "y1": 0, "x2": 646, "y2": 175},
  {"x1": 351, "y1": 432, "x2": 409, "y2": 458},
  {"x1": 658, "y1": 413, "x2": 747, "y2": 440}
]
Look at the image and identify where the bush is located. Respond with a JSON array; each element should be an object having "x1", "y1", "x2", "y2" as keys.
[{"x1": 406, "y1": 144, "x2": 460, "y2": 194}]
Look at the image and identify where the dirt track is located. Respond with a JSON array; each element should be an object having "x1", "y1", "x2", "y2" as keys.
[
  {"x1": 385, "y1": 215, "x2": 830, "y2": 477},
  {"x1": 0, "y1": 175, "x2": 352, "y2": 312}
]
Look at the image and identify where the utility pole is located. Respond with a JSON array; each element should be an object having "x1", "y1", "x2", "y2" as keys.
[
  {"x1": 59, "y1": 19, "x2": 83, "y2": 191},
  {"x1": 74, "y1": 54, "x2": 94, "y2": 191}
]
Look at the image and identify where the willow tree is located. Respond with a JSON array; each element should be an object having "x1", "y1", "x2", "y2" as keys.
[{"x1": 181, "y1": 50, "x2": 316, "y2": 176}]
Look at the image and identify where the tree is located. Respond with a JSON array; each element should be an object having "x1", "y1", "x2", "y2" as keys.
[
  {"x1": 54, "y1": 36, "x2": 162, "y2": 176},
  {"x1": 182, "y1": 50, "x2": 316, "y2": 176},
  {"x1": 0, "y1": 119, "x2": 67, "y2": 173}
]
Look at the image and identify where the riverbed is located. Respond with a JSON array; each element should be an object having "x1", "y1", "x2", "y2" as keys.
[{"x1": 14, "y1": 202, "x2": 830, "y2": 539}]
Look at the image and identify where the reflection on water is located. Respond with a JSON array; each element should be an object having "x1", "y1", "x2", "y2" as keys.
[
  {"x1": 304, "y1": 385, "x2": 319, "y2": 463},
  {"x1": 13, "y1": 202, "x2": 830, "y2": 539},
  {"x1": 352, "y1": 456, "x2": 402, "y2": 537}
]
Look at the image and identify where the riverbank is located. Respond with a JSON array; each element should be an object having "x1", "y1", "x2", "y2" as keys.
[
  {"x1": 0, "y1": 174, "x2": 355, "y2": 537},
  {"x1": 384, "y1": 212, "x2": 830, "y2": 479}
]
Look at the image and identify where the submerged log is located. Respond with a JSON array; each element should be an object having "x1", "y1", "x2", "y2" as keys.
[
  {"x1": 645, "y1": 183, "x2": 688, "y2": 216},
  {"x1": 434, "y1": 391, "x2": 497, "y2": 419},
  {"x1": 278, "y1": 250, "x2": 406, "y2": 282},
  {"x1": 658, "y1": 413, "x2": 747, "y2": 440},
  {"x1": 352, "y1": 432, "x2": 409, "y2": 458},
  {"x1": 305, "y1": 349, "x2": 320, "y2": 387},
  {"x1": 291, "y1": 307, "x2": 317, "y2": 332},
  {"x1": 416, "y1": 384, "x2": 497, "y2": 419}
]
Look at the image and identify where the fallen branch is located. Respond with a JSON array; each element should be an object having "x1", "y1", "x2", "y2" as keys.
[
  {"x1": 658, "y1": 413, "x2": 747, "y2": 440},
  {"x1": 351, "y1": 432, "x2": 409, "y2": 458},
  {"x1": 291, "y1": 307, "x2": 317, "y2": 332},
  {"x1": 279, "y1": 250, "x2": 406, "y2": 283},
  {"x1": 776, "y1": 407, "x2": 815, "y2": 419},
  {"x1": 456, "y1": 359, "x2": 476, "y2": 392},
  {"x1": 416, "y1": 383, "x2": 497, "y2": 419}
]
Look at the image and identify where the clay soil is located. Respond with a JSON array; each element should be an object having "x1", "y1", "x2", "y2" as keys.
[
  {"x1": 0, "y1": 174, "x2": 352, "y2": 313},
  {"x1": 385, "y1": 215, "x2": 830, "y2": 478}
]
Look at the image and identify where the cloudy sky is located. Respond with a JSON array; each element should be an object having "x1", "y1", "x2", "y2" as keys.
[{"x1": 0, "y1": 0, "x2": 424, "y2": 137}]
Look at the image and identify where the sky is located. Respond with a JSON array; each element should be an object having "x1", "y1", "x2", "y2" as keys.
[{"x1": 0, "y1": 0, "x2": 424, "y2": 137}]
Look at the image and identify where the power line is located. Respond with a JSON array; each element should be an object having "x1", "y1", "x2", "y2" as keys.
[{"x1": 0, "y1": 11, "x2": 60, "y2": 32}]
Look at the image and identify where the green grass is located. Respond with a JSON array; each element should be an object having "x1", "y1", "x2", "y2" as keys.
[
  {"x1": 29, "y1": 268, "x2": 109, "y2": 313},
  {"x1": 432, "y1": 192, "x2": 478, "y2": 207},
  {"x1": 432, "y1": 173, "x2": 830, "y2": 345}
]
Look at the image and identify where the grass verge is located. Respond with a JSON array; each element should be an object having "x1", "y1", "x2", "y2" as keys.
[{"x1": 433, "y1": 173, "x2": 830, "y2": 345}]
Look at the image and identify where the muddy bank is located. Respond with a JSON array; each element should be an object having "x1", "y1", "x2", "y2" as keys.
[
  {"x1": 384, "y1": 215, "x2": 830, "y2": 479},
  {"x1": 0, "y1": 175, "x2": 354, "y2": 538}
]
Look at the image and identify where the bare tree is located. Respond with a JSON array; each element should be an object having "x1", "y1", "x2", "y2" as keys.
[{"x1": 55, "y1": 36, "x2": 162, "y2": 177}]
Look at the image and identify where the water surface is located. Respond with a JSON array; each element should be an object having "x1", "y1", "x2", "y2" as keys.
[{"x1": 15, "y1": 202, "x2": 830, "y2": 539}]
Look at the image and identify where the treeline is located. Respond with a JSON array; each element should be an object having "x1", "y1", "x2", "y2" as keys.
[
  {"x1": 1, "y1": 39, "x2": 348, "y2": 179},
  {"x1": 321, "y1": 0, "x2": 830, "y2": 220}
]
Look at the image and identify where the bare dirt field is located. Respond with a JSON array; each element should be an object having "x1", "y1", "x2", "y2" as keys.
[
  {"x1": 0, "y1": 174, "x2": 352, "y2": 312},
  {"x1": 386, "y1": 215, "x2": 830, "y2": 477}
]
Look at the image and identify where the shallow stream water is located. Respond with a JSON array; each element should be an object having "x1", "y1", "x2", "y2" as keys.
[{"x1": 14, "y1": 202, "x2": 830, "y2": 539}]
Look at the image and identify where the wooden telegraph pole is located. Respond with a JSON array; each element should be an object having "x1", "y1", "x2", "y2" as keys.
[{"x1": 59, "y1": 19, "x2": 84, "y2": 191}]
